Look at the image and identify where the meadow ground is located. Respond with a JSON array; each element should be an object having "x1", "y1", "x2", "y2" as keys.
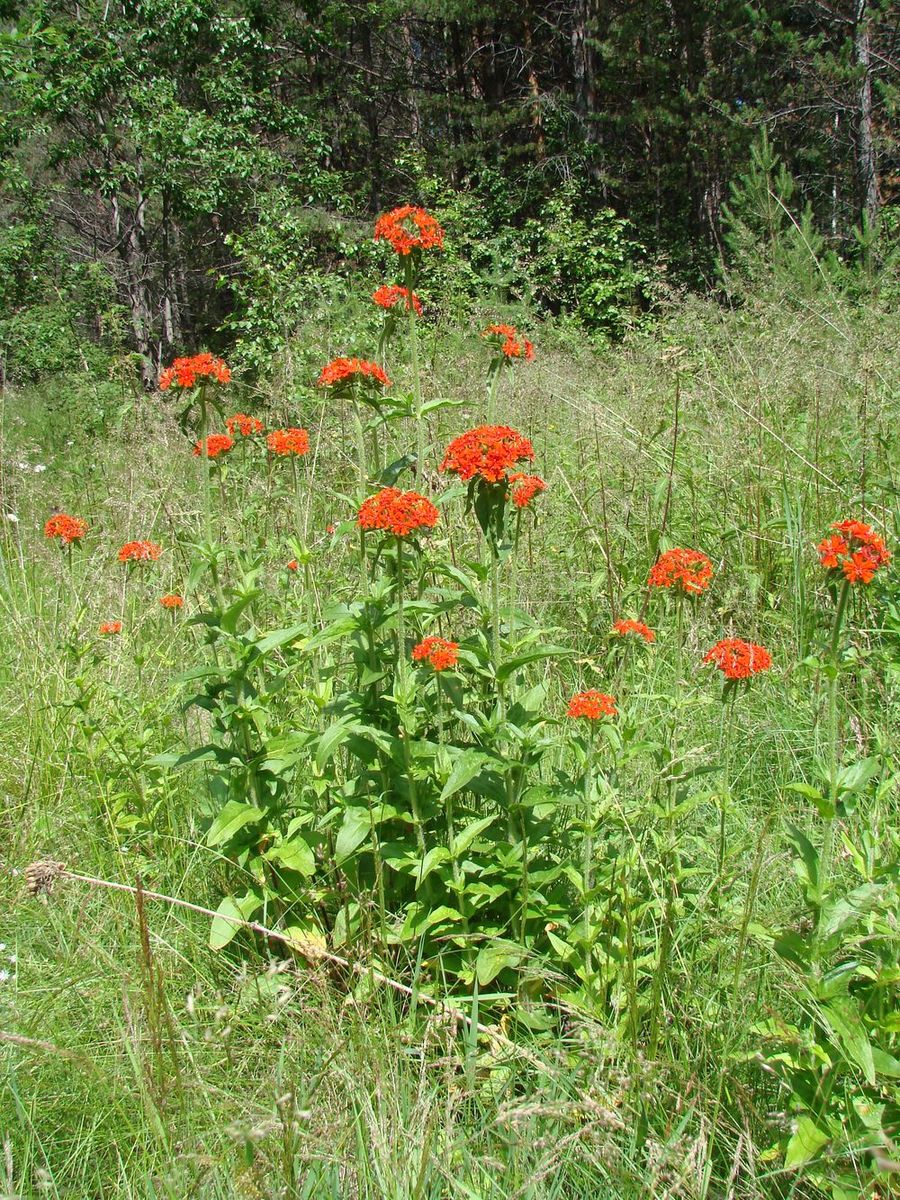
[{"x1": 0, "y1": 281, "x2": 897, "y2": 1199}]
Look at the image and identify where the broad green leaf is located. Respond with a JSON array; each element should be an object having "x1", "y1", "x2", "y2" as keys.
[
  {"x1": 417, "y1": 846, "x2": 450, "y2": 884},
  {"x1": 206, "y1": 800, "x2": 265, "y2": 847},
  {"x1": 315, "y1": 718, "x2": 355, "y2": 770},
  {"x1": 255, "y1": 623, "x2": 306, "y2": 654},
  {"x1": 209, "y1": 891, "x2": 262, "y2": 951},
  {"x1": 148, "y1": 743, "x2": 229, "y2": 769},
  {"x1": 335, "y1": 806, "x2": 372, "y2": 863},
  {"x1": 451, "y1": 815, "x2": 497, "y2": 858},
  {"x1": 265, "y1": 837, "x2": 315, "y2": 877},
  {"x1": 785, "y1": 822, "x2": 819, "y2": 900},
  {"x1": 821, "y1": 998, "x2": 875, "y2": 1084},
  {"x1": 497, "y1": 646, "x2": 574, "y2": 682},
  {"x1": 476, "y1": 942, "x2": 525, "y2": 986},
  {"x1": 784, "y1": 1116, "x2": 830, "y2": 1168},
  {"x1": 870, "y1": 1048, "x2": 900, "y2": 1078},
  {"x1": 836, "y1": 757, "x2": 879, "y2": 796},
  {"x1": 439, "y1": 749, "x2": 497, "y2": 803}
]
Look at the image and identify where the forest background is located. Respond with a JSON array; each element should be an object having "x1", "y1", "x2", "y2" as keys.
[{"x1": 0, "y1": 0, "x2": 898, "y2": 383}]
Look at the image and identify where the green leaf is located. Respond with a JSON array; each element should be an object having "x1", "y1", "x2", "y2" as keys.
[
  {"x1": 476, "y1": 942, "x2": 525, "y2": 986},
  {"x1": 335, "y1": 806, "x2": 372, "y2": 864},
  {"x1": 315, "y1": 718, "x2": 355, "y2": 770},
  {"x1": 439, "y1": 749, "x2": 497, "y2": 803},
  {"x1": 265, "y1": 837, "x2": 315, "y2": 877},
  {"x1": 821, "y1": 998, "x2": 875, "y2": 1085},
  {"x1": 255, "y1": 623, "x2": 306, "y2": 654},
  {"x1": 785, "y1": 822, "x2": 819, "y2": 901},
  {"x1": 148, "y1": 743, "x2": 229, "y2": 769},
  {"x1": 451, "y1": 815, "x2": 497, "y2": 858},
  {"x1": 417, "y1": 846, "x2": 450, "y2": 884},
  {"x1": 419, "y1": 395, "x2": 466, "y2": 416},
  {"x1": 206, "y1": 800, "x2": 265, "y2": 847},
  {"x1": 784, "y1": 1116, "x2": 830, "y2": 1169},
  {"x1": 835, "y1": 757, "x2": 879, "y2": 796},
  {"x1": 870, "y1": 1048, "x2": 900, "y2": 1078},
  {"x1": 497, "y1": 646, "x2": 574, "y2": 682},
  {"x1": 209, "y1": 891, "x2": 262, "y2": 951}
]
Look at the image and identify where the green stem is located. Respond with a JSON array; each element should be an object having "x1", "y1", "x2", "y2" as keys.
[
  {"x1": 198, "y1": 390, "x2": 211, "y2": 546},
  {"x1": 490, "y1": 542, "x2": 502, "y2": 698},
  {"x1": 396, "y1": 538, "x2": 407, "y2": 684},
  {"x1": 486, "y1": 361, "x2": 501, "y2": 423},
  {"x1": 352, "y1": 402, "x2": 369, "y2": 496},
  {"x1": 716, "y1": 693, "x2": 735, "y2": 887},
  {"x1": 404, "y1": 256, "x2": 425, "y2": 478},
  {"x1": 396, "y1": 540, "x2": 427, "y2": 872},
  {"x1": 302, "y1": 557, "x2": 320, "y2": 689},
  {"x1": 582, "y1": 733, "x2": 596, "y2": 977},
  {"x1": 509, "y1": 507, "x2": 523, "y2": 643},
  {"x1": 816, "y1": 577, "x2": 852, "y2": 949}
]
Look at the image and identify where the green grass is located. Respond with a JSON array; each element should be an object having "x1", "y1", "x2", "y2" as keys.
[{"x1": 1, "y1": 278, "x2": 898, "y2": 1199}]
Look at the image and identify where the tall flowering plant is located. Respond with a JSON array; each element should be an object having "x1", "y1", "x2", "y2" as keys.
[
  {"x1": 441, "y1": 424, "x2": 540, "y2": 682},
  {"x1": 482, "y1": 323, "x2": 535, "y2": 421},
  {"x1": 374, "y1": 206, "x2": 444, "y2": 477}
]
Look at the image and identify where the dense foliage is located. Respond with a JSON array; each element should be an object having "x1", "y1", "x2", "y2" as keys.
[{"x1": 1, "y1": 0, "x2": 897, "y2": 382}]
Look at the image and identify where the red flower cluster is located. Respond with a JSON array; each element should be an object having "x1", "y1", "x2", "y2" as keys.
[
  {"x1": 267, "y1": 428, "x2": 310, "y2": 457},
  {"x1": 412, "y1": 636, "x2": 459, "y2": 671},
  {"x1": 118, "y1": 540, "x2": 162, "y2": 563},
  {"x1": 357, "y1": 488, "x2": 440, "y2": 538},
  {"x1": 374, "y1": 206, "x2": 444, "y2": 256},
  {"x1": 159, "y1": 353, "x2": 231, "y2": 391},
  {"x1": 372, "y1": 285, "x2": 423, "y2": 316},
  {"x1": 483, "y1": 323, "x2": 535, "y2": 361},
  {"x1": 817, "y1": 519, "x2": 890, "y2": 585},
  {"x1": 509, "y1": 473, "x2": 546, "y2": 509},
  {"x1": 612, "y1": 618, "x2": 656, "y2": 643},
  {"x1": 648, "y1": 547, "x2": 713, "y2": 595},
  {"x1": 193, "y1": 434, "x2": 234, "y2": 459},
  {"x1": 317, "y1": 357, "x2": 391, "y2": 390},
  {"x1": 99, "y1": 621, "x2": 122, "y2": 635},
  {"x1": 566, "y1": 690, "x2": 617, "y2": 720},
  {"x1": 704, "y1": 638, "x2": 772, "y2": 680},
  {"x1": 441, "y1": 425, "x2": 535, "y2": 484},
  {"x1": 159, "y1": 593, "x2": 184, "y2": 609},
  {"x1": 287, "y1": 559, "x2": 299, "y2": 572},
  {"x1": 44, "y1": 513, "x2": 88, "y2": 545},
  {"x1": 226, "y1": 413, "x2": 265, "y2": 437}
]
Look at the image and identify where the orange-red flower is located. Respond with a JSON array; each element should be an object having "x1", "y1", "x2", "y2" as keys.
[
  {"x1": 648, "y1": 547, "x2": 713, "y2": 595},
  {"x1": 483, "y1": 323, "x2": 535, "y2": 361},
  {"x1": 44, "y1": 513, "x2": 88, "y2": 545},
  {"x1": 267, "y1": 428, "x2": 310, "y2": 457},
  {"x1": 509, "y1": 472, "x2": 546, "y2": 509},
  {"x1": 412, "y1": 635, "x2": 459, "y2": 671},
  {"x1": 441, "y1": 425, "x2": 535, "y2": 484},
  {"x1": 316, "y1": 357, "x2": 391, "y2": 390},
  {"x1": 372, "y1": 285, "x2": 423, "y2": 316},
  {"x1": 159, "y1": 353, "x2": 231, "y2": 391},
  {"x1": 226, "y1": 413, "x2": 265, "y2": 437},
  {"x1": 193, "y1": 434, "x2": 234, "y2": 459},
  {"x1": 159, "y1": 593, "x2": 183, "y2": 609},
  {"x1": 703, "y1": 638, "x2": 772, "y2": 680},
  {"x1": 118, "y1": 540, "x2": 162, "y2": 563},
  {"x1": 566, "y1": 690, "x2": 617, "y2": 720},
  {"x1": 817, "y1": 519, "x2": 890, "y2": 585},
  {"x1": 374, "y1": 206, "x2": 444, "y2": 256},
  {"x1": 612, "y1": 618, "x2": 656, "y2": 643},
  {"x1": 357, "y1": 488, "x2": 440, "y2": 538},
  {"x1": 287, "y1": 559, "x2": 299, "y2": 572},
  {"x1": 99, "y1": 621, "x2": 122, "y2": 635}
]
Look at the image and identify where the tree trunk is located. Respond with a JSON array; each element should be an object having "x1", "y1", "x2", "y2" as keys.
[
  {"x1": 111, "y1": 189, "x2": 155, "y2": 388},
  {"x1": 854, "y1": 0, "x2": 880, "y2": 225}
]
